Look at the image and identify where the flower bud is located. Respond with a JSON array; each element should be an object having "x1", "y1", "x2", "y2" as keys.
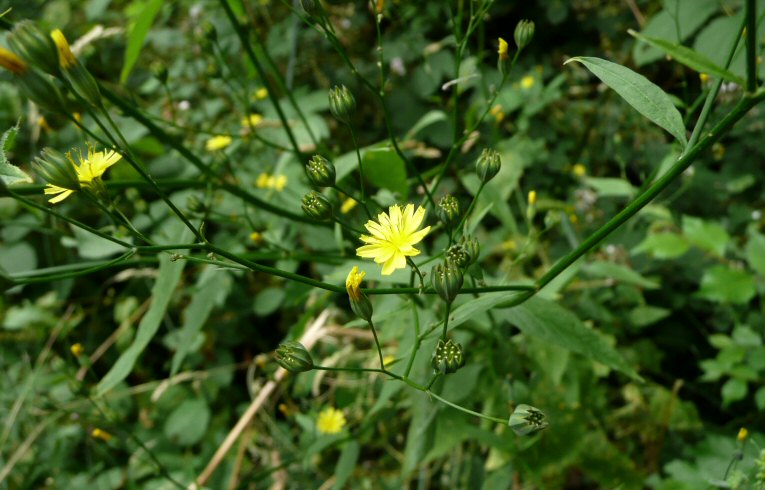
[
  {"x1": 306, "y1": 154, "x2": 336, "y2": 188},
  {"x1": 328, "y1": 85, "x2": 356, "y2": 123},
  {"x1": 17, "y1": 69, "x2": 67, "y2": 113},
  {"x1": 300, "y1": 0, "x2": 317, "y2": 14},
  {"x1": 275, "y1": 341, "x2": 314, "y2": 373},
  {"x1": 150, "y1": 61, "x2": 168, "y2": 84},
  {"x1": 446, "y1": 244, "x2": 470, "y2": 269},
  {"x1": 475, "y1": 148, "x2": 501, "y2": 183},
  {"x1": 514, "y1": 20, "x2": 535, "y2": 51},
  {"x1": 431, "y1": 338, "x2": 464, "y2": 374},
  {"x1": 460, "y1": 235, "x2": 480, "y2": 265},
  {"x1": 431, "y1": 260, "x2": 463, "y2": 303},
  {"x1": 301, "y1": 191, "x2": 333, "y2": 221},
  {"x1": 33, "y1": 148, "x2": 80, "y2": 191},
  {"x1": 51, "y1": 30, "x2": 104, "y2": 108},
  {"x1": 7, "y1": 21, "x2": 60, "y2": 75},
  {"x1": 346, "y1": 266, "x2": 373, "y2": 322},
  {"x1": 508, "y1": 404, "x2": 548, "y2": 436},
  {"x1": 202, "y1": 21, "x2": 218, "y2": 43},
  {"x1": 185, "y1": 194, "x2": 206, "y2": 214},
  {"x1": 0, "y1": 47, "x2": 28, "y2": 75},
  {"x1": 437, "y1": 194, "x2": 460, "y2": 227},
  {"x1": 527, "y1": 190, "x2": 537, "y2": 222}
]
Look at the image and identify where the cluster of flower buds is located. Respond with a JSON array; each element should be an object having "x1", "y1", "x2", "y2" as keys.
[
  {"x1": 328, "y1": 85, "x2": 356, "y2": 124},
  {"x1": 431, "y1": 260, "x2": 463, "y2": 304},
  {"x1": 437, "y1": 194, "x2": 460, "y2": 228},
  {"x1": 508, "y1": 404, "x2": 548, "y2": 436},
  {"x1": 305, "y1": 154, "x2": 336, "y2": 188},
  {"x1": 431, "y1": 338, "x2": 464, "y2": 374},
  {"x1": 446, "y1": 235, "x2": 479, "y2": 268},
  {"x1": 475, "y1": 148, "x2": 501, "y2": 184},
  {"x1": 301, "y1": 191, "x2": 333, "y2": 221},
  {"x1": 275, "y1": 341, "x2": 314, "y2": 373}
]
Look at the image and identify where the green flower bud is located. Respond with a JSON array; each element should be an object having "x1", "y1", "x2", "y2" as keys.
[
  {"x1": 508, "y1": 404, "x2": 548, "y2": 436},
  {"x1": 437, "y1": 194, "x2": 460, "y2": 227},
  {"x1": 475, "y1": 148, "x2": 501, "y2": 183},
  {"x1": 431, "y1": 260, "x2": 463, "y2": 303},
  {"x1": 306, "y1": 154, "x2": 336, "y2": 188},
  {"x1": 150, "y1": 61, "x2": 168, "y2": 84},
  {"x1": 446, "y1": 244, "x2": 470, "y2": 269},
  {"x1": 17, "y1": 70, "x2": 66, "y2": 113},
  {"x1": 51, "y1": 30, "x2": 103, "y2": 109},
  {"x1": 431, "y1": 338, "x2": 464, "y2": 374},
  {"x1": 328, "y1": 85, "x2": 356, "y2": 123},
  {"x1": 300, "y1": 0, "x2": 317, "y2": 14},
  {"x1": 202, "y1": 21, "x2": 218, "y2": 43},
  {"x1": 275, "y1": 341, "x2": 314, "y2": 373},
  {"x1": 514, "y1": 20, "x2": 535, "y2": 51},
  {"x1": 33, "y1": 147, "x2": 80, "y2": 191},
  {"x1": 301, "y1": 191, "x2": 333, "y2": 221},
  {"x1": 185, "y1": 194, "x2": 206, "y2": 214},
  {"x1": 7, "y1": 21, "x2": 60, "y2": 76},
  {"x1": 346, "y1": 266, "x2": 373, "y2": 322},
  {"x1": 460, "y1": 235, "x2": 480, "y2": 265}
]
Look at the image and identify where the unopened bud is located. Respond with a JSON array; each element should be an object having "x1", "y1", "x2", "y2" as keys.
[
  {"x1": 150, "y1": 61, "x2": 168, "y2": 84},
  {"x1": 460, "y1": 235, "x2": 480, "y2": 265},
  {"x1": 475, "y1": 148, "x2": 501, "y2": 183},
  {"x1": 431, "y1": 260, "x2": 463, "y2": 303},
  {"x1": 446, "y1": 244, "x2": 470, "y2": 269},
  {"x1": 8, "y1": 21, "x2": 59, "y2": 75},
  {"x1": 300, "y1": 0, "x2": 317, "y2": 14},
  {"x1": 33, "y1": 148, "x2": 80, "y2": 191},
  {"x1": 508, "y1": 404, "x2": 548, "y2": 436},
  {"x1": 328, "y1": 85, "x2": 356, "y2": 123},
  {"x1": 306, "y1": 154, "x2": 336, "y2": 188},
  {"x1": 346, "y1": 266, "x2": 373, "y2": 322},
  {"x1": 51, "y1": 30, "x2": 103, "y2": 108},
  {"x1": 431, "y1": 338, "x2": 464, "y2": 374},
  {"x1": 17, "y1": 70, "x2": 67, "y2": 113},
  {"x1": 275, "y1": 341, "x2": 314, "y2": 373},
  {"x1": 437, "y1": 194, "x2": 460, "y2": 227},
  {"x1": 301, "y1": 191, "x2": 333, "y2": 221},
  {"x1": 514, "y1": 20, "x2": 535, "y2": 51}
]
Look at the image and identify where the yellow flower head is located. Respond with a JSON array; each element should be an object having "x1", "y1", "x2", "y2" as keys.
[
  {"x1": 340, "y1": 197, "x2": 358, "y2": 214},
  {"x1": 256, "y1": 172, "x2": 270, "y2": 188},
  {"x1": 489, "y1": 104, "x2": 505, "y2": 123},
  {"x1": 520, "y1": 75, "x2": 535, "y2": 89},
  {"x1": 498, "y1": 37, "x2": 509, "y2": 61},
  {"x1": 699, "y1": 72, "x2": 709, "y2": 84},
  {"x1": 528, "y1": 190, "x2": 537, "y2": 206},
  {"x1": 241, "y1": 113, "x2": 263, "y2": 128},
  {"x1": 737, "y1": 427, "x2": 748, "y2": 442},
  {"x1": 356, "y1": 204, "x2": 431, "y2": 275},
  {"x1": 345, "y1": 266, "x2": 365, "y2": 301},
  {"x1": 572, "y1": 163, "x2": 586, "y2": 177},
  {"x1": 44, "y1": 145, "x2": 122, "y2": 203},
  {"x1": 206, "y1": 135, "x2": 232, "y2": 151},
  {"x1": 0, "y1": 47, "x2": 28, "y2": 75},
  {"x1": 70, "y1": 343, "x2": 84, "y2": 357},
  {"x1": 273, "y1": 175, "x2": 287, "y2": 191},
  {"x1": 50, "y1": 29, "x2": 76, "y2": 69},
  {"x1": 317, "y1": 407, "x2": 346, "y2": 434},
  {"x1": 255, "y1": 87, "x2": 268, "y2": 100},
  {"x1": 91, "y1": 428, "x2": 112, "y2": 442},
  {"x1": 249, "y1": 231, "x2": 262, "y2": 244}
]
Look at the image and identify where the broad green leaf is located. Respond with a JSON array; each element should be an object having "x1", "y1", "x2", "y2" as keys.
[
  {"x1": 565, "y1": 57, "x2": 687, "y2": 146},
  {"x1": 585, "y1": 177, "x2": 637, "y2": 198},
  {"x1": 163, "y1": 398, "x2": 211, "y2": 446},
  {"x1": 632, "y1": 233, "x2": 689, "y2": 259},
  {"x1": 721, "y1": 378, "x2": 747, "y2": 407},
  {"x1": 253, "y1": 287, "x2": 285, "y2": 316},
  {"x1": 97, "y1": 252, "x2": 186, "y2": 395},
  {"x1": 682, "y1": 215, "x2": 729, "y2": 257},
  {"x1": 362, "y1": 148, "x2": 408, "y2": 197},
  {"x1": 628, "y1": 305, "x2": 671, "y2": 329},
  {"x1": 406, "y1": 110, "x2": 448, "y2": 138},
  {"x1": 745, "y1": 232, "x2": 765, "y2": 276},
  {"x1": 582, "y1": 261, "x2": 659, "y2": 289},
  {"x1": 170, "y1": 267, "x2": 231, "y2": 376},
  {"x1": 120, "y1": 0, "x2": 164, "y2": 83},
  {"x1": 697, "y1": 266, "x2": 755, "y2": 304},
  {"x1": 629, "y1": 30, "x2": 745, "y2": 84},
  {"x1": 331, "y1": 441, "x2": 360, "y2": 490},
  {"x1": 755, "y1": 386, "x2": 765, "y2": 411},
  {"x1": 0, "y1": 124, "x2": 32, "y2": 186}
]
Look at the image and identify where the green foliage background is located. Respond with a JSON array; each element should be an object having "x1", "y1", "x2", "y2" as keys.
[{"x1": 1, "y1": 0, "x2": 765, "y2": 488}]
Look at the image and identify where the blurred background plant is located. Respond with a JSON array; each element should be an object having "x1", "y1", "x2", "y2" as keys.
[{"x1": 1, "y1": 0, "x2": 765, "y2": 488}]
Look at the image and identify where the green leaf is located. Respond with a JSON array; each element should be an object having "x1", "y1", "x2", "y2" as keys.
[
  {"x1": 582, "y1": 261, "x2": 659, "y2": 289},
  {"x1": 629, "y1": 30, "x2": 745, "y2": 84},
  {"x1": 253, "y1": 287, "x2": 285, "y2": 317},
  {"x1": 745, "y1": 232, "x2": 765, "y2": 276},
  {"x1": 449, "y1": 295, "x2": 641, "y2": 380},
  {"x1": 697, "y1": 265, "x2": 755, "y2": 304},
  {"x1": 163, "y1": 398, "x2": 211, "y2": 446},
  {"x1": 632, "y1": 232, "x2": 689, "y2": 259},
  {"x1": 628, "y1": 305, "x2": 671, "y2": 329},
  {"x1": 585, "y1": 177, "x2": 637, "y2": 198},
  {"x1": 97, "y1": 252, "x2": 186, "y2": 395},
  {"x1": 565, "y1": 57, "x2": 687, "y2": 146},
  {"x1": 721, "y1": 378, "x2": 747, "y2": 407},
  {"x1": 406, "y1": 110, "x2": 448, "y2": 138},
  {"x1": 331, "y1": 441, "x2": 360, "y2": 490},
  {"x1": 120, "y1": 0, "x2": 164, "y2": 83},
  {"x1": 0, "y1": 124, "x2": 32, "y2": 187},
  {"x1": 362, "y1": 148, "x2": 408, "y2": 197},
  {"x1": 755, "y1": 386, "x2": 765, "y2": 411},
  {"x1": 682, "y1": 215, "x2": 729, "y2": 257}
]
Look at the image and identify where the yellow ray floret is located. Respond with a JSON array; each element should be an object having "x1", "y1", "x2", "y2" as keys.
[
  {"x1": 345, "y1": 266, "x2": 365, "y2": 300},
  {"x1": 44, "y1": 146, "x2": 122, "y2": 203},
  {"x1": 50, "y1": 29, "x2": 76, "y2": 69},
  {"x1": 356, "y1": 204, "x2": 431, "y2": 276},
  {"x1": 316, "y1": 407, "x2": 346, "y2": 434}
]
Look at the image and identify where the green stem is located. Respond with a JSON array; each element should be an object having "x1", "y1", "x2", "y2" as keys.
[
  {"x1": 426, "y1": 391, "x2": 506, "y2": 424},
  {"x1": 403, "y1": 300, "x2": 421, "y2": 378},
  {"x1": 456, "y1": 181, "x2": 485, "y2": 236},
  {"x1": 363, "y1": 284, "x2": 534, "y2": 295},
  {"x1": 746, "y1": 0, "x2": 757, "y2": 93},
  {"x1": 13, "y1": 250, "x2": 136, "y2": 284},
  {"x1": 441, "y1": 301, "x2": 452, "y2": 340},
  {"x1": 347, "y1": 124, "x2": 372, "y2": 218},
  {"x1": 367, "y1": 319, "x2": 386, "y2": 370}
]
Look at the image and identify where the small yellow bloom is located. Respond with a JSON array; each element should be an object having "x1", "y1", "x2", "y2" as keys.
[
  {"x1": 205, "y1": 135, "x2": 232, "y2": 151},
  {"x1": 568, "y1": 213, "x2": 579, "y2": 224},
  {"x1": 316, "y1": 407, "x2": 346, "y2": 434},
  {"x1": 0, "y1": 47, "x2": 28, "y2": 75},
  {"x1": 520, "y1": 75, "x2": 535, "y2": 89},
  {"x1": 39, "y1": 116, "x2": 51, "y2": 132},
  {"x1": 70, "y1": 343, "x2": 84, "y2": 357},
  {"x1": 737, "y1": 427, "x2": 748, "y2": 442},
  {"x1": 50, "y1": 29, "x2": 76, "y2": 69},
  {"x1": 340, "y1": 197, "x2": 357, "y2": 214},
  {"x1": 345, "y1": 266, "x2": 365, "y2": 301},
  {"x1": 528, "y1": 190, "x2": 537, "y2": 206},
  {"x1": 241, "y1": 113, "x2": 263, "y2": 127},
  {"x1": 255, "y1": 87, "x2": 268, "y2": 100},
  {"x1": 383, "y1": 355, "x2": 395, "y2": 367},
  {"x1": 572, "y1": 163, "x2": 586, "y2": 177},
  {"x1": 699, "y1": 72, "x2": 709, "y2": 84},
  {"x1": 273, "y1": 175, "x2": 287, "y2": 191},
  {"x1": 501, "y1": 238, "x2": 517, "y2": 251},
  {"x1": 256, "y1": 172, "x2": 270, "y2": 188},
  {"x1": 356, "y1": 204, "x2": 431, "y2": 276},
  {"x1": 489, "y1": 104, "x2": 505, "y2": 123},
  {"x1": 44, "y1": 145, "x2": 122, "y2": 204},
  {"x1": 249, "y1": 231, "x2": 263, "y2": 244},
  {"x1": 498, "y1": 37, "x2": 509, "y2": 61},
  {"x1": 91, "y1": 428, "x2": 112, "y2": 442}
]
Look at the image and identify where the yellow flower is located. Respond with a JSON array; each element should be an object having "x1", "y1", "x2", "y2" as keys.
[
  {"x1": 737, "y1": 427, "x2": 748, "y2": 442},
  {"x1": 501, "y1": 238, "x2": 517, "y2": 251},
  {"x1": 39, "y1": 116, "x2": 51, "y2": 132},
  {"x1": 699, "y1": 72, "x2": 709, "y2": 84},
  {"x1": 498, "y1": 37, "x2": 509, "y2": 61},
  {"x1": 70, "y1": 343, "x2": 84, "y2": 357},
  {"x1": 256, "y1": 172, "x2": 270, "y2": 188},
  {"x1": 527, "y1": 190, "x2": 537, "y2": 206},
  {"x1": 520, "y1": 75, "x2": 535, "y2": 89},
  {"x1": 241, "y1": 113, "x2": 263, "y2": 127},
  {"x1": 317, "y1": 407, "x2": 346, "y2": 434},
  {"x1": 345, "y1": 266, "x2": 365, "y2": 301},
  {"x1": 0, "y1": 47, "x2": 28, "y2": 74},
  {"x1": 206, "y1": 135, "x2": 232, "y2": 151},
  {"x1": 571, "y1": 163, "x2": 586, "y2": 177},
  {"x1": 91, "y1": 428, "x2": 112, "y2": 442},
  {"x1": 340, "y1": 197, "x2": 357, "y2": 214},
  {"x1": 273, "y1": 175, "x2": 287, "y2": 191},
  {"x1": 44, "y1": 146, "x2": 122, "y2": 203},
  {"x1": 356, "y1": 204, "x2": 431, "y2": 276},
  {"x1": 255, "y1": 87, "x2": 268, "y2": 100},
  {"x1": 50, "y1": 29, "x2": 76, "y2": 69},
  {"x1": 489, "y1": 104, "x2": 505, "y2": 123},
  {"x1": 249, "y1": 231, "x2": 262, "y2": 244},
  {"x1": 383, "y1": 355, "x2": 395, "y2": 367}
]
